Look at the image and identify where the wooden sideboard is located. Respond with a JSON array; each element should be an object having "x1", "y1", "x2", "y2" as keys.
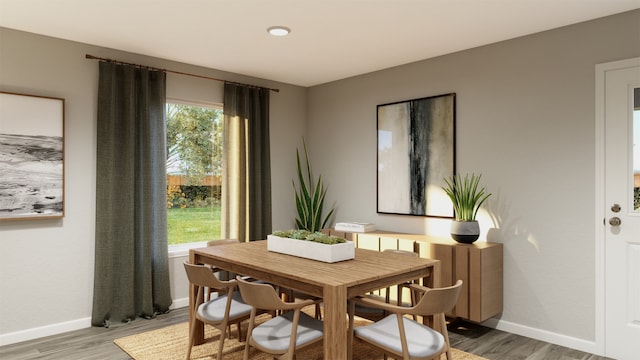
[{"x1": 324, "y1": 229, "x2": 503, "y2": 323}]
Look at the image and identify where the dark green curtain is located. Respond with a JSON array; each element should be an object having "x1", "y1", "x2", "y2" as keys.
[
  {"x1": 221, "y1": 83, "x2": 272, "y2": 242},
  {"x1": 92, "y1": 62, "x2": 172, "y2": 327}
]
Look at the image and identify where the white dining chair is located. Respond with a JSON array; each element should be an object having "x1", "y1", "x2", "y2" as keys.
[
  {"x1": 348, "y1": 280, "x2": 463, "y2": 360},
  {"x1": 352, "y1": 248, "x2": 421, "y2": 322},
  {"x1": 236, "y1": 276, "x2": 324, "y2": 360},
  {"x1": 183, "y1": 262, "x2": 252, "y2": 360}
]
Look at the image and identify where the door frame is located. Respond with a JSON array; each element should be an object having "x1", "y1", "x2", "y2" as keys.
[{"x1": 594, "y1": 57, "x2": 640, "y2": 357}]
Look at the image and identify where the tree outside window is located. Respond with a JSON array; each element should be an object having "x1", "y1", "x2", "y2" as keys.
[{"x1": 166, "y1": 102, "x2": 223, "y2": 245}]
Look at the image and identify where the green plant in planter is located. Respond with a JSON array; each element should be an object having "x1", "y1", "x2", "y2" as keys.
[
  {"x1": 442, "y1": 173, "x2": 491, "y2": 221},
  {"x1": 293, "y1": 139, "x2": 335, "y2": 232},
  {"x1": 272, "y1": 230, "x2": 346, "y2": 245}
]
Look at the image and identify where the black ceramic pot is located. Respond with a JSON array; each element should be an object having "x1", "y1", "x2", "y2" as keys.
[{"x1": 450, "y1": 220, "x2": 480, "y2": 244}]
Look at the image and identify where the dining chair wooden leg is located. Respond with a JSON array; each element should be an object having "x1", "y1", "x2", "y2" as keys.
[
  {"x1": 187, "y1": 309, "x2": 198, "y2": 360},
  {"x1": 439, "y1": 313, "x2": 453, "y2": 360},
  {"x1": 236, "y1": 322, "x2": 243, "y2": 341},
  {"x1": 243, "y1": 311, "x2": 257, "y2": 360},
  {"x1": 217, "y1": 320, "x2": 229, "y2": 360}
]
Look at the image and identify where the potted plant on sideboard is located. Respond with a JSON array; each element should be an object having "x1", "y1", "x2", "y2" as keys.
[{"x1": 442, "y1": 173, "x2": 492, "y2": 244}]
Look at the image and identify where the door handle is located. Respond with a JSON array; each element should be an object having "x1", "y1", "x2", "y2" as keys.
[{"x1": 609, "y1": 217, "x2": 621, "y2": 226}]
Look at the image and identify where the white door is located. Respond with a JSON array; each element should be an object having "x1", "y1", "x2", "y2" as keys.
[{"x1": 602, "y1": 58, "x2": 640, "y2": 360}]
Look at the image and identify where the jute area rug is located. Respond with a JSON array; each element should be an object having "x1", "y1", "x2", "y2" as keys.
[{"x1": 114, "y1": 314, "x2": 487, "y2": 360}]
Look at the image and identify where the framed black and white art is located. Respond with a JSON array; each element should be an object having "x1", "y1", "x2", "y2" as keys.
[
  {"x1": 377, "y1": 93, "x2": 455, "y2": 218},
  {"x1": 0, "y1": 91, "x2": 65, "y2": 220}
]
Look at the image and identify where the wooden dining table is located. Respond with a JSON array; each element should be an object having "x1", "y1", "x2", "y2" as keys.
[{"x1": 189, "y1": 240, "x2": 440, "y2": 360}]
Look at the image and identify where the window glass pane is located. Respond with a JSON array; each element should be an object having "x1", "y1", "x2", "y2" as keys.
[
  {"x1": 634, "y1": 88, "x2": 639, "y2": 211},
  {"x1": 166, "y1": 103, "x2": 223, "y2": 244}
]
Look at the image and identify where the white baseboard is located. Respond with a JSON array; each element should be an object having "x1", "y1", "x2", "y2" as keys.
[
  {"x1": 483, "y1": 318, "x2": 603, "y2": 356},
  {"x1": 0, "y1": 317, "x2": 91, "y2": 347},
  {"x1": 0, "y1": 299, "x2": 190, "y2": 347},
  {"x1": 170, "y1": 297, "x2": 189, "y2": 310}
]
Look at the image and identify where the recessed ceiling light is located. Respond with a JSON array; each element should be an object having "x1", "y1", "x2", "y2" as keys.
[{"x1": 267, "y1": 26, "x2": 291, "y2": 36}]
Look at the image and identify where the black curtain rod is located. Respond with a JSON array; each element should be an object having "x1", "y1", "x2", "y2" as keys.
[{"x1": 85, "y1": 54, "x2": 279, "y2": 93}]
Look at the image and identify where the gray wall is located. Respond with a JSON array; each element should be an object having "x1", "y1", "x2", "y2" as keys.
[
  {"x1": 306, "y1": 9, "x2": 639, "y2": 351},
  {"x1": 0, "y1": 27, "x2": 306, "y2": 344}
]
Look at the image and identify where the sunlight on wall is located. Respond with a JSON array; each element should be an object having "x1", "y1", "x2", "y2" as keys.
[
  {"x1": 476, "y1": 208, "x2": 494, "y2": 243},
  {"x1": 527, "y1": 233, "x2": 541, "y2": 252},
  {"x1": 426, "y1": 184, "x2": 455, "y2": 218},
  {"x1": 422, "y1": 217, "x2": 451, "y2": 237}
]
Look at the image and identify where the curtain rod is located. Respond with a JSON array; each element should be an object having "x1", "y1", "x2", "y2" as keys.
[{"x1": 85, "y1": 54, "x2": 279, "y2": 93}]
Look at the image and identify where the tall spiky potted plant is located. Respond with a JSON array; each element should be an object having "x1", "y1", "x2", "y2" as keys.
[
  {"x1": 293, "y1": 139, "x2": 335, "y2": 232},
  {"x1": 264, "y1": 141, "x2": 348, "y2": 262},
  {"x1": 442, "y1": 173, "x2": 491, "y2": 243}
]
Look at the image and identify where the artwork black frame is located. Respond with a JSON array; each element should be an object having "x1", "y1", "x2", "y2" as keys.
[
  {"x1": 377, "y1": 93, "x2": 455, "y2": 218},
  {"x1": 0, "y1": 91, "x2": 65, "y2": 220}
]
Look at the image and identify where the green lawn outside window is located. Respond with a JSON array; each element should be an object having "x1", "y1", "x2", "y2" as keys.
[{"x1": 167, "y1": 206, "x2": 221, "y2": 245}]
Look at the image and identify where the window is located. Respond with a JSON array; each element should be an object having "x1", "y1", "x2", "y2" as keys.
[
  {"x1": 634, "y1": 87, "x2": 639, "y2": 211},
  {"x1": 166, "y1": 101, "x2": 223, "y2": 253}
]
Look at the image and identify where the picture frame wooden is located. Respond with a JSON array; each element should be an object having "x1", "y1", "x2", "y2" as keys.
[
  {"x1": 377, "y1": 93, "x2": 455, "y2": 218},
  {"x1": 0, "y1": 91, "x2": 65, "y2": 220}
]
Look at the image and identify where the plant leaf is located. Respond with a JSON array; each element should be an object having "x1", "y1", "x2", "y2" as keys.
[
  {"x1": 292, "y1": 138, "x2": 335, "y2": 231},
  {"x1": 442, "y1": 173, "x2": 491, "y2": 221}
]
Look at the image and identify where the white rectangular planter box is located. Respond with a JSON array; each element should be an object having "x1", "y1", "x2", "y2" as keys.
[{"x1": 267, "y1": 235, "x2": 355, "y2": 263}]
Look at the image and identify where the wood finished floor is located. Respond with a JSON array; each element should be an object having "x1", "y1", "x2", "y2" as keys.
[{"x1": 0, "y1": 307, "x2": 612, "y2": 360}]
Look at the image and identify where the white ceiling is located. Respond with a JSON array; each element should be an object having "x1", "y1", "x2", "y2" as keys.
[{"x1": 1, "y1": 1, "x2": 638, "y2": 87}]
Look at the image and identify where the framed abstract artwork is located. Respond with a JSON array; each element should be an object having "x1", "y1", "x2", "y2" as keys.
[
  {"x1": 377, "y1": 93, "x2": 455, "y2": 218},
  {"x1": 0, "y1": 91, "x2": 65, "y2": 220}
]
